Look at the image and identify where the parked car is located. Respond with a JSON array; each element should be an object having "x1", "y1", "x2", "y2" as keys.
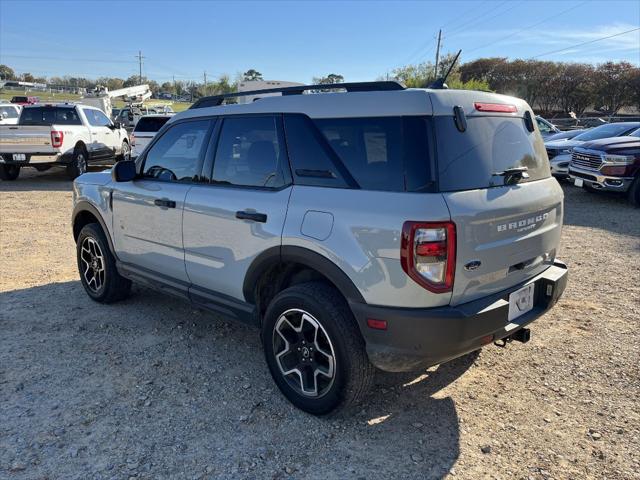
[
  {"x1": 10, "y1": 95, "x2": 39, "y2": 105},
  {"x1": 130, "y1": 114, "x2": 174, "y2": 158},
  {"x1": 71, "y1": 82, "x2": 567, "y2": 414},
  {"x1": 546, "y1": 122, "x2": 640, "y2": 179},
  {"x1": 569, "y1": 128, "x2": 640, "y2": 206},
  {"x1": 0, "y1": 104, "x2": 130, "y2": 180},
  {"x1": 544, "y1": 129, "x2": 588, "y2": 142},
  {"x1": 536, "y1": 116, "x2": 561, "y2": 138},
  {"x1": 0, "y1": 104, "x2": 21, "y2": 125}
]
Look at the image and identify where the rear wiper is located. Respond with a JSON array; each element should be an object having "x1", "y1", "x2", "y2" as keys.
[{"x1": 493, "y1": 166, "x2": 529, "y2": 185}]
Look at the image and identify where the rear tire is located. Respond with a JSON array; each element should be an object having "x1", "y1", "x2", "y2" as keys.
[
  {"x1": 0, "y1": 164, "x2": 20, "y2": 181},
  {"x1": 66, "y1": 146, "x2": 88, "y2": 180},
  {"x1": 628, "y1": 176, "x2": 640, "y2": 207},
  {"x1": 262, "y1": 282, "x2": 374, "y2": 415},
  {"x1": 76, "y1": 223, "x2": 131, "y2": 303}
]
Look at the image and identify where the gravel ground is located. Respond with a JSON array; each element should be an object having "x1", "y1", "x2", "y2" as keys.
[{"x1": 1, "y1": 168, "x2": 639, "y2": 480}]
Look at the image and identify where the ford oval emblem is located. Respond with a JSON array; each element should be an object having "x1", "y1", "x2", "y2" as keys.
[{"x1": 464, "y1": 260, "x2": 482, "y2": 271}]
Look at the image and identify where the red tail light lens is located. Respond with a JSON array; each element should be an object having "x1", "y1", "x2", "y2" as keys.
[
  {"x1": 474, "y1": 102, "x2": 517, "y2": 113},
  {"x1": 401, "y1": 221, "x2": 456, "y2": 293},
  {"x1": 50, "y1": 130, "x2": 64, "y2": 148}
]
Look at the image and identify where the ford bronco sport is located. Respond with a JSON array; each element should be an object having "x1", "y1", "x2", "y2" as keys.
[{"x1": 72, "y1": 82, "x2": 568, "y2": 414}]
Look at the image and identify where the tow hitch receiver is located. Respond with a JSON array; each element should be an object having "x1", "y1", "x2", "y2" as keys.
[{"x1": 494, "y1": 328, "x2": 531, "y2": 347}]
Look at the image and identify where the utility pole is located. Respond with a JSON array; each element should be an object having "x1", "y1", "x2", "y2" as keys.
[
  {"x1": 203, "y1": 71, "x2": 207, "y2": 93},
  {"x1": 136, "y1": 50, "x2": 145, "y2": 85},
  {"x1": 434, "y1": 29, "x2": 442, "y2": 79}
]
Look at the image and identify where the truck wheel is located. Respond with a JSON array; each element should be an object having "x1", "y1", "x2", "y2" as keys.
[
  {"x1": 262, "y1": 282, "x2": 374, "y2": 415},
  {"x1": 628, "y1": 176, "x2": 640, "y2": 207},
  {"x1": 0, "y1": 164, "x2": 20, "y2": 181},
  {"x1": 66, "y1": 146, "x2": 88, "y2": 179},
  {"x1": 76, "y1": 223, "x2": 132, "y2": 303},
  {"x1": 118, "y1": 141, "x2": 130, "y2": 161}
]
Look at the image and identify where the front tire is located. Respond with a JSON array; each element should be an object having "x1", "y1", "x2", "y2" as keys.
[
  {"x1": 262, "y1": 282, "x2": 374, "y2": 415},
  {"x1": 0, "y1": 164, "x2": 20, "y2": 181},
  {"x1": 118, "y1": 140, "x2": 130, "y2": 161},
  {"x1": 76, "y1": 223, "x2": 131, "y2": 303},
  {"x1": 66, "y1": 146, "x2": 88, "y2": 180}
]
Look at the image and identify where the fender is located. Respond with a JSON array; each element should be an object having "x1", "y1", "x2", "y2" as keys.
[
  {"x1": 72, "y1": 200, "x2": 117, "y2": 258},
  {"x1": 243, "y1": 245, "x2": 366, "y2": 305}
]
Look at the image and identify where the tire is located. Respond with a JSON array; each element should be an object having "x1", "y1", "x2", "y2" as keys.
[
  {"x1": 628, "y1": 176, "x2": 640, "y2": 207},
  {"x1": 66, "y1": 145, "x2": 88, "y2": 180},
  {"x1": 117, "y1": 140, "x2": 130, "y2": 161},
  {"x1": 262, "y1": 282, "x2": 374, "y2": 415},
  {"x1": 0, "y1": 164, "x2": 20, "y2": 181},
  {"x1": 76, "y1": 223, "x2": 131, "y2": 303}
]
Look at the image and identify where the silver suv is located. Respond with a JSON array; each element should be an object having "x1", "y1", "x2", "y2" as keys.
[{"x1": 72, "y1": 82, "x2": 568, "y2": 414}]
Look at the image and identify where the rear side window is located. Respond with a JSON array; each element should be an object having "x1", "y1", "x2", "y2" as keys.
[
  {"x1": 435, "y1": 116, "x2": 550, "y2": 192},
  {"x1": 134, "y1": 116, "x2": 171, "y2": 132},
  {"x1": 212, "y1": 115, "x2": 287, "y2": 188},
  {"x1": 19, "y1": 107, "x2": 82, "y2": 126},
  {"x1": 313, "y1": 117, "x2": 434, "y2": 192},
  {"x1": 142, "y1": 120, "x2": 211, "y2": 182}
]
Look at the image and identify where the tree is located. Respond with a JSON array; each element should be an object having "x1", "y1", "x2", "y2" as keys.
[
  {"x1": 594, "y1": 61, "x2": 637, "y2": 115},
  {"x1": 0, "y1": 64, "x2": 16, "y2": 81},
  {"x1": 312, "y1": 73, "x2": 344, "y2": 85},
  {"x1": 391, "y1": 62, "x2": 434, "y2": 88},
  {"x1": 21, "y1": 72, "x2": 35, "y2": 82},
  {"x1": 243, "y1": 69, "x2": 263, "y2": 81}
]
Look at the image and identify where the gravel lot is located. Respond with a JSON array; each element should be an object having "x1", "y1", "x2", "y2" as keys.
[{"x1": 1, "y1": 168, "x2": 639, "y2": 480}]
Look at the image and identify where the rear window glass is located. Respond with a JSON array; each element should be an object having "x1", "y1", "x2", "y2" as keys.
[
  {"x1": 0, "y1": 106, "x2": 19, "y2": 119},
  {"x1": 313, "y1": 117, "x2": 434, "y2": 192},
  {"x1": 11, "y1": 96, "x2": 28, "y2": 103},
  {"x1": 435, "y1": 116, "x2": 550, "y2": 191},
  {"x1": 19, "y1": 107, "x2": 81, "y2": 126},
  {"x1": 134, "y1": 116, "x2": 171, "y2": 132}
]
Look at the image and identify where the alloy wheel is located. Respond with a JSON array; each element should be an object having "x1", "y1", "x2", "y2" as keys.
[
  {"x1": 80, "y1": 237, "x2": 105, "y2": 293},
  {"x1": 272, "y1": 309, "x2": 336, "y2": 397}
]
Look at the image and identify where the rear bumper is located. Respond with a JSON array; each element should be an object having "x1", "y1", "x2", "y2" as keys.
[
  {"x1": 0, "y1": 151, "x2": 68, "y2": 165},
  {"x1": 350, "y1": 261, "x2": 568, "y2": 372},
  {"x1": 569, "y1": 165, "x2": 633, "y2": 192}
]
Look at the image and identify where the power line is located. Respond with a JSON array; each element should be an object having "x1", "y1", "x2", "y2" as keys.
[
  {"x1": 465, "y1": 1, "x2": 588, "y2": 54},
  {"x1": 532, "y1": 27, "x2": 640, "y2": 59},
  {"x1": 445, "y1": 0, "x2": 523, "y2": 39},
  {"x1": 445, "y1": 0, "x2": 510, "y2": 37},
  {"x1": 438, "y1": 0, "x2": 492, "y2": 31}
]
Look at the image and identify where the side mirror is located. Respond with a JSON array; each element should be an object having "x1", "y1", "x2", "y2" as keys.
[
  {"x1": 128, "y1": 114, "x2": 134, "y2": 121},
  {"x1": 113, "y1": 121, "x2": 121, "y2": 129},
  {"x1": 112, "y1": 160, "x2": 137, "y2": 182}
]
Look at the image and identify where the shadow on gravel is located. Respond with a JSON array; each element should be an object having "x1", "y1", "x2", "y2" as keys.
[
  {"x1": 561, "y1": 182, "x2": 640, "y2": 238},
  {"x1": 1, "y1": 280, "x2": 472, "y2": 479},
  {"x1": 0, "y1": 165, "x2": 111, "y2": 192}
]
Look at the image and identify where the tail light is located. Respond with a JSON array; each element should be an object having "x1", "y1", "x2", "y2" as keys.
[
  {"x1": 50, "y1": 130, "x2": 64, "y2": 148},
  {"x1": 401, "y1": 221, "x2": 456, "y2": 293}
]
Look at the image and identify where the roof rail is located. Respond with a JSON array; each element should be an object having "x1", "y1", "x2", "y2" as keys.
[{"x1": 189, "y1": 81, "x2": 405, "y2": 109}]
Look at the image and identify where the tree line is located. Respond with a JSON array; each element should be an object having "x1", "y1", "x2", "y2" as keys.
[{"x1": 2, "y1": 58, "x2": 638, "y2": 114}]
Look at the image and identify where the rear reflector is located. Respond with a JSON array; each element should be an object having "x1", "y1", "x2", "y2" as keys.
[
  {"x1": 474, "y1": 102, "x2": 517, "y2": 113},
  {"x1": 367, "y1": 318, "x2": 388, "y2": 330}
]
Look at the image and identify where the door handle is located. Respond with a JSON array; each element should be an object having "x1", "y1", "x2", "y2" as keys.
[
  {"x1": 235, "y1": 210, "x2": 267, "y2": 223},
  {"x1": 154, "y1": 198, "x2": 176, "y2": 208}
]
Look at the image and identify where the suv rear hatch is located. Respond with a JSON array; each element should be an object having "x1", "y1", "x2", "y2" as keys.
[{"x1": 428, "y1": 90, "x2": 563, "y2": 306}]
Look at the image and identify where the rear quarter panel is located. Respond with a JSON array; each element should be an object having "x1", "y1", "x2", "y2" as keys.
[{"x1": 282, "y1": 186, "x2": 453, "y2": 308}]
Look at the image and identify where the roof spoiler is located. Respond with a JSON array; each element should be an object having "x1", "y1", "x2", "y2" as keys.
[{"x1": 190, "y1": 81, "x2": 406, "y2": 109}]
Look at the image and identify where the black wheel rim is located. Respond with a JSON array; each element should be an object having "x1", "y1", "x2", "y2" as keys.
[
  {"x1": 272, "y1": 309, "x2": 336, "y2": 398},
  {"x1": 77, "y1": 152, "x2": 87, "y2": 174},
  {"x1": 80, "y1": 237, "x2": 105, "y2": 293}
]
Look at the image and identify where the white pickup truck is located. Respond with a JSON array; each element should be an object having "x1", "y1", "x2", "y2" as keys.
[{"x1": 0, "y1": 103, "x2": 130, "y2": 180}]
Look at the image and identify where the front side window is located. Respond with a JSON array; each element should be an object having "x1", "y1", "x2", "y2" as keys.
[
  {"x1": 142, "y1": 120, "x2": 211, "y2": 182},
  {"x1": 85, "y1": 109, "x2": 112, "y2": 127},
  {"x1": 212, "y1": 116, "x2": 287, "y2": 188},
  {"x1": 0, "y1": 106, "x2": 19, "y2": 119}
]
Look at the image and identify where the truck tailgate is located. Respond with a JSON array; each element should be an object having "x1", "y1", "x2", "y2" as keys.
[{"x1": 0, "y1": 126, "x2": 54, "y2": 153}]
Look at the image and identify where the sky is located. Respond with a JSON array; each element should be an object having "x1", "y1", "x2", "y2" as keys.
[{"x1": 0, "y1": 0, "x2": 638, "y2": 84}]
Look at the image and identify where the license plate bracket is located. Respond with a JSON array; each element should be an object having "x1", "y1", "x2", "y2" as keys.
[{"x1": 508, "y1": 284, "x2": 535, "y2": 322}]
